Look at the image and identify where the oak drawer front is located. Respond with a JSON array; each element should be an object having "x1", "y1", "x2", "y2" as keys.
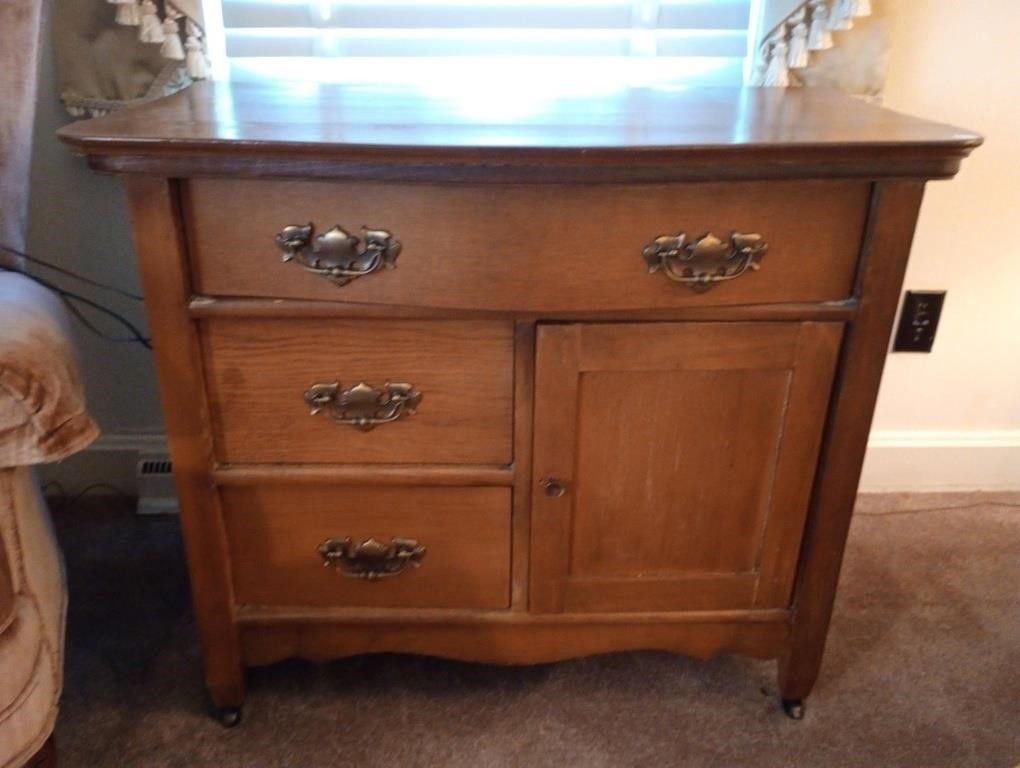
[
  {"x1": 201, "y1": 319, "x2": 514, "y2": 464},
  {"x1": 222, "y1": 485, "x2": 511, "y2": 609},
  {"x1": 186, "y1": 179, "x2": 869, "y2": 311}
]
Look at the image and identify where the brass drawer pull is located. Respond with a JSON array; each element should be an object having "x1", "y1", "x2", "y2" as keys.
[
  {"x1": 318, "y1": 537, "x2": 426, "y2": 581},
  {"x1": 275, "y1": 223, "x2": 401, "y2": 287},
  {"x1": 642, "y1": 231, "x2": 767, "y2": 292},
  {"x1": 304, "y1": 380, "x2": 421, "y2": 432}
]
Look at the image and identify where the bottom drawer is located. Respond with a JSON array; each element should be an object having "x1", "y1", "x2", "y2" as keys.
[{"x1": 222, "y1": 485, "x2": 511, "y2": 610}]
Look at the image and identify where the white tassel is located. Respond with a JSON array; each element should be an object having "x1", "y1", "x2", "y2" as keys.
[
  {"x1": 751, "y1": 56, "x2": 768, "y2": 87},
  {"x1": 830, "y1": 0, "x2": 854, "y2": 30},
  {"x1": 161, "y1": 17, "x2": 185, "y2": 60},
  {"x1": 808, "y1": 1, "x2": 834, "y2": 50},
  {"x1": 763, "y1": 39, "x2": 790, "y2": 87},
  {"x1": 828, "y1": 0, "x2": 852, "y2": 29},
  {"x1": 185, "y1": 33, "x2": 209, "y2": 79},
  {"x1": 115, "y1": 0, "x2": 141, "y2": 26},
  {"x1": 846, "y1": 0, "x2": 872, "y2": 17},
  {"x1": 787, "y1": 10, "x2": 809, "y2": 69},
  {"x1": 139, "y1": 1, "x2": 165, "y2": 43}
]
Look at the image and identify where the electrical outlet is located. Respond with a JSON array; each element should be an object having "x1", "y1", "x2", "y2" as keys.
[{"x1": 893, "y1": 291, "x2": 946, "y2": 352}]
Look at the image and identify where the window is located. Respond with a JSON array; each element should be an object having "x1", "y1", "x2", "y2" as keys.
[{"x1": 204, "y1": 1, "x2": 762, "y2": 90}]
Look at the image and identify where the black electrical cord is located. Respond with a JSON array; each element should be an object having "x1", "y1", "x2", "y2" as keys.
[
  {"x1": 42, "y1": 481, "x2": 134, "y2": 513},
  {"x1": 1, "y1": 245, "x2": 152, "y2": 349},
  {"x1": 57, "y1": 290, "x2": 153, "y2": 349},
  {"x1": 0, "y1": 243, "x2": 144, "y2": 301}
]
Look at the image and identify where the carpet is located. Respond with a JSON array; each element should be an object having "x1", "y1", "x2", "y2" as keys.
[{"x1": 49, "y1": 492, "x2": 1019, "y2": 767}]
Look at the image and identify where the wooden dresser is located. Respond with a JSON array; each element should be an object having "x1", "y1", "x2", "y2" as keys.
[{"x1": 60, "y1": 82, "x2": 979, "y2": 725}]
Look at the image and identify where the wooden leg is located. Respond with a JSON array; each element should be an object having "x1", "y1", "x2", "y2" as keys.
[
  {"x1": 208, "y1": 667, "x2": 246, "y2": 727},
  {"x1": 213, "y1": 703, "x2": 244, "y2": 728},
  {"x1": 777, "y1": 182, "x2": 926, "y2": 715},
  {"x1": 26, "y1": 736, "x2": 56, "y2": 768},
  {"x1": 124, "y1": 177, "x2": 247, "y2": 728},
  {"x1": 778, "y1": 651, "x2": 815, "y2": 706}
]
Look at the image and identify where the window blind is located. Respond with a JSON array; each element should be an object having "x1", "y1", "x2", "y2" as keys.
[{"x1": 212, "y1": 0, "x2": 756, "y2": 87}]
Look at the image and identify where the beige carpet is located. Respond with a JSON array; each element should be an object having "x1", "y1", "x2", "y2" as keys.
[{"x1": 51, "y1": 493, "x2": 1019, "y2": 767}]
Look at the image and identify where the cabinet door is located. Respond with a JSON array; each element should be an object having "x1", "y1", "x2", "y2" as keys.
[{"x1": 530, "y1": 322, "x2": 842, "y2": 613}]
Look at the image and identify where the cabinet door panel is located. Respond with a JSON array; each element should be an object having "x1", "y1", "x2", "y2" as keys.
[{"x1": 530, "y1": 322, "x2": 841, "y2": 613}]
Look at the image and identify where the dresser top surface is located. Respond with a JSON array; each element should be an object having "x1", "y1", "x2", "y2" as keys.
[{"x1": 59, "y1": 80, "x2": 980, "y2": 182}]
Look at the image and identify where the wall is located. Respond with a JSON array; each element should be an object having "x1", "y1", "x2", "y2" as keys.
[
  {"x1": 859, "y1": 0, "x2": 1020, "y2": 490},
  {"x1": 26, "y1": 0, "x2": 1019, "y2": 494},
  {"x1": 27, "y1": 5, "x2": 164, "y2": 495}
]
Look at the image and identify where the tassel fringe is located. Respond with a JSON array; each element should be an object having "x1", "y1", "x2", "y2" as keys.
[
  {"x1": 829, "y1": 0, "x2": 855, "y2": 30},
  {"x1": 787, "y1": 10, "x2": 809, "y2": 69},
  {"x1": 763, "y1": 38, "x2": 790, "y2": 87},
  {"x1": 185, "y1": 33, "x2": 209, "y2": 79},
  {"x1": 115, "y1": 0, "x2": 141, "y2": 26},
  {"x1": 138, "y1": 0, "x2": 165, "y2": 43},
  {"x1": 161, "y1": 17, "x2": 185, "y2": 60},
  {"x1": 808, "y1": 0, "x2": 834, "y2": 50},
  {"x1": 113, "y1": 0, "x2": 207, "y2": 77},
  {"x1": 758, "y1": 0, "x2": 876, "y2": 87}
]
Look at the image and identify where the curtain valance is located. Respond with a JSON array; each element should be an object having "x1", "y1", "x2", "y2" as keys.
[{"x1": 55, "y1": 0, "x2": 207, "y2": 118}]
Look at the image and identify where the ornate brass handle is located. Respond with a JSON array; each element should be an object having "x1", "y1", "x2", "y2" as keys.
[
  {"x1": 275, "y1": 223, "x2": 401, "y2": 287},
  {"x1": 642, "y1": 231, "x2": 768, "y2": 292},
  {"x1": 318, "y1": 537, "x2": 426, "y2": 581},
  {"x1": 304, "y1": 381, "x2": 421, "y2": 432}
]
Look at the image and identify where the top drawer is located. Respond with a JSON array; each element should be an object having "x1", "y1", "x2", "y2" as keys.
[{"x1": 185, "y1": 179, "x2": 869, "y2": 311}]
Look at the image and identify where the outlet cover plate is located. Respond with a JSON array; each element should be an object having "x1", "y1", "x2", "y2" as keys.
[{"x1": 893, "y1": 290, "x2": 946, "y2": 353}]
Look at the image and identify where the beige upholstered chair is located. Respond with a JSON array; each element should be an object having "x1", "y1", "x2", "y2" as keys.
[
  {"x1": 1, "y1": 2, "x2": 100, "y2": 767},
  {"x1": 0, "y1": 275, "x2": 99, "y2": 768}
]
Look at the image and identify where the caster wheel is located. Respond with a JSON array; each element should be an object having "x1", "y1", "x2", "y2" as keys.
[
  {"x1": 781, "y1": 698, "x2": 805, "y2": 720},
  {"x1": 216, "y1": 706, "x2": 243, "y2": 728}
]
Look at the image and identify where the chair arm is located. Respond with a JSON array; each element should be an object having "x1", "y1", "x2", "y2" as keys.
[{"x1": 0, "y1": 272, "x2": 98, "y2": 468}]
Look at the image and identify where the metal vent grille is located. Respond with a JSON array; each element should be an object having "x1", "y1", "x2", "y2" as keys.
[
  {"x1": 136, "y1": 453, "x2": 178, "y2": 515},
  {"x1": 140, "y1": 458, "x2": 173, "y2": 475}
]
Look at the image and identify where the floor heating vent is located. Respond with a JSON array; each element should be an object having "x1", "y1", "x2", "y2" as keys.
[{"x1": 136, "y1": 453, "x2": 178, "y2": 515}]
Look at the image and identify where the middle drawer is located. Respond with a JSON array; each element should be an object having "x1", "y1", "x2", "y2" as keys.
[{"x1": 201, "y1": 318, "x2": 514, "y2": 465}]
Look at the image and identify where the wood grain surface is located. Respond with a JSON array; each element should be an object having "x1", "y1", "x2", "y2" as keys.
[
  {"x1": 779, "y1": 181, "x2": 928, "y2": 702},
  {"x1": 237, "y1": 612, "x2": 790, "y2": 667},
  {"x1": 122, "y1": 177, "x2": 245, "y2": 709},
  {"x1": 201, "y1": 318, "x2": 514, "y2": 465},
  {"x1": 222, "y1": 484, "x2": 511, "y2": 610},
  {"x1": 57, "y1": 81, "x2": 981, "y2": 182},
  {"x1": 530, "y1": 322, "x2": 841, "y2": 614},
  {"x1": 187, "y1": 179, "x2": 868, "y2": 311},
  {"x1": 69, "y1": 81, "x2": 977, "y2": 714}
]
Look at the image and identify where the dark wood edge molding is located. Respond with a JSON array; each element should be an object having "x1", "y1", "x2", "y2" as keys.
[
  {"x1": 213, "y1": 464, "x2": 513, "y2": 486},
  {"x1": 188, "y1": 297, "x2": 859, "y2": 323},
  {"x1": 236, "y1": 605, "x2": 790, "y2": 625},
  {"x1": 73, "y1": 150, "x2": 972, "y2": 183}
]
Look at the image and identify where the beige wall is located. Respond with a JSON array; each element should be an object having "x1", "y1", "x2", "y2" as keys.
[
  {"x1": 861, "y1": 0, "x2": 1020, "y2": 489},
  {"x1": 28, "y1": 6, "x2": 164, "y2": 495}
]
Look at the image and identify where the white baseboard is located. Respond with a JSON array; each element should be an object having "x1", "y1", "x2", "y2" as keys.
[
  {"x1": 39, "y1": 432, "x2": 167, "y2": 496},
  {"x1": 41, "y1": 430, "x2": 1020, "y2": 496},
  {"x1": 860, "y1": 430, "x2": 1020, "y2": 492}
]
